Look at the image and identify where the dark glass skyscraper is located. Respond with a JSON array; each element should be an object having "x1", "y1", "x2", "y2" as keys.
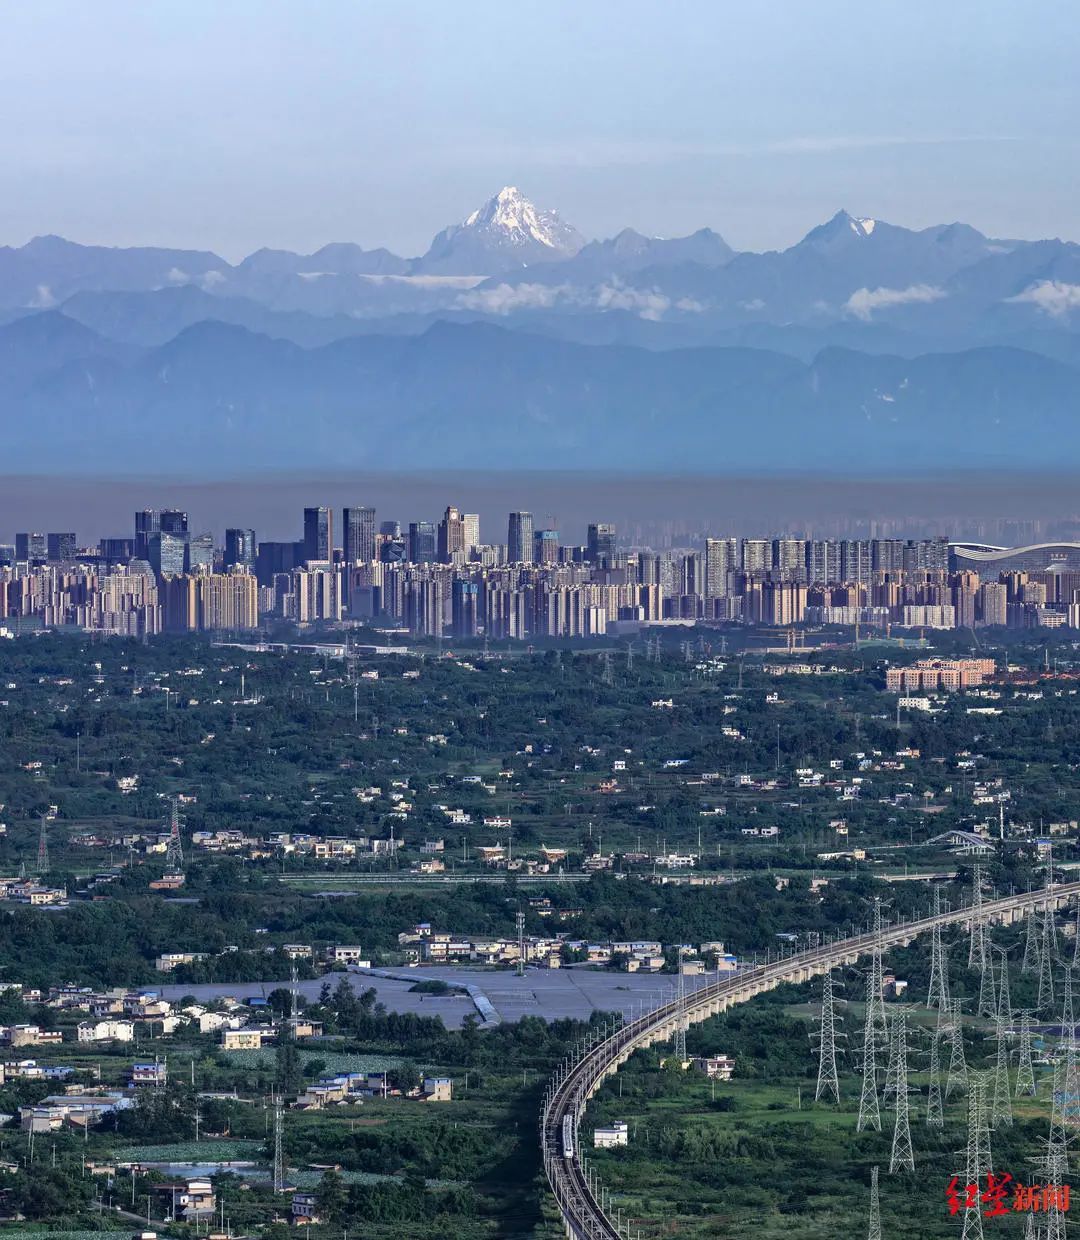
[
  {"x1": 587, "y1": 522, "x2": 617, "y2": 567},
  {"x1": 409, "y1": 521, "x2": 436, "y2": 564},
  {"x1": 343, "y1": 506, "x2": 376, "y2": 564},
  {"x1": 224, "y1": 528, "x2": 256, "y2": 570},
  {"x1": 303, "y1": 507, "x2": 333, "y2": 563},
  {"x1": 507, "y1": 511, "x2": 534, "y2": 564}
]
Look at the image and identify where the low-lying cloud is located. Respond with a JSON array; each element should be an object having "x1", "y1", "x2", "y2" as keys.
[
  {"x1": 1006, "y1": 280, "x2": 1080, "y2": 317},
  {"x1": 844, "y1": 283, "x2": 946, "y2": 320},
  {"x1": 457, "y1": 278, "x2": 704, "y2": 321}
]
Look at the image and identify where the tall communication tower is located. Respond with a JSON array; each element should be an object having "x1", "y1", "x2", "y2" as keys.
[
  {"x1": 272, "y1": 1094, "x2": 285, "y2": 1192},
  {"x1": 927, "y1": 887, "x2": 950, "y2": 1010},
  {"x1": 1015, "y1": 1010, "x2": 1036, "y2": 1098},
  {"x1": 887, "y1": 1010, "x2": 914, "y2": 1173},
  {"x1": 813, "y1": 970, "x2": 844, "y2": 1104},
  {"x1": 989, "y1": 1016, "x2": 1012, "y2": 1130},
  {"x1": 867, "y1": 1166, "x2": 882, "y2": 1240},
  {"x1": 165, "y1": 796, "x2": 184, "y2": 871},
  {"x1": 36, "y1": 815, "x2": 49, "y2": 874}
]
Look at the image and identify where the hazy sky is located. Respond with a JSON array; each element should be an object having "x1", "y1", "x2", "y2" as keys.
[{"x1": 2, "y1": 1, "x2": 1078, "y2": 259}]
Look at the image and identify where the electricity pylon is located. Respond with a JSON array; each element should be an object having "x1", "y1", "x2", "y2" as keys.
[
  {"x1": 272, "y1": 1093, "x2": 285, "y2": 1192},
  {"x1": 989, "y1": 1016, "x2": 1012, "y2": 1129},
  {"x1": 857, "y1": 968, "x2": 883, "y2": 1132},
  {"x1": 967, "y1": 862, "x2": 986, "y2": 970},
  {"x1": 36, "y1": 815, "x2": 49, "y2": 874},
  {"x1": 814, "y1": 970, "x2": 844, "y2": 1104},
  {"x1": 887, "y1": 1010, "x2": 914, "y2": 1173},
  {"x1": 946, "y1": 997, "x2": 969, "y2": 1097},
  {"x1": 977, "y1": 948, "x2": 997, "y2": 1019},
  {"x1": 165, "y1": 795, "x2": 184, "y2": 871},
  {"x1": 1022, "y1": 903, "x2": 1041, "y2": 975},
  {"x1": 959, "y1": 1075, "x2": 991, "y2": 1240},
  {"x1": 995, "y1": 946, "x2": 1011, "y2": 1022},
  {"x1": 1072, "y1": 896, "x2": 1080, "y2": 969},
  {"x1": 927, "y1": 887, "x2": 950, "y2": 1010},
  {"x1": 927, "y1": 1017, "x2": 944, "y2": 1128},
  {"x1": 673, "y1": 968, "x2": 687, "y2": 1065},
  {"x1": 867, "y1": 1166, "x2": 882, "y2": 1240},
  {"x1": 1037, "y1": 905, "x2": 1056, "y2": 1012},
  {"x1": 1015, "y1": 1010, "x2": 1036, "y2": 1098}
]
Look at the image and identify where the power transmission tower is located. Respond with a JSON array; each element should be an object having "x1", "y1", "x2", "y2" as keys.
[
  {"x1": 600, "y1": 652, "x2": 614, "y2": 687},
  {"x1": 946, "y1": 998, "x2": 969, "y2": 1097},
  {"x1": 968, "y1": 862, "x2": 986, "y2": 970},
  {"x1": 927, "y1": 887, "x2": 950, "y2": 1010},
  {"x1": 1022, "y1": 903, "x2": 1041, "y2": 975},
  {"x1": 927, "y1": 1016, "x2": 945, "y2": 1128},
  {"x1": 1036, "y1": 1060, "x2": 1069, "y2": 1240},
  {"x1": 887, "y1": 1010, "x2": 914, "y2": 1173},
  {"x1": 165, "y1": 795, "x2": 184, "y2": 871},
  {"x1": 959, "y1": 1075, "x2": 991, "y2": 1240},
  {"x1": 516, "y1": 909, "x2": 526, "y2": 978},
  {"x1": 272, "y1": 1094, "x2": 285, "y2": 1192},
  {"x1": 814, "y1": 970, "x2": 844, "y2": 1104},
  {"x1": 673, "y1": 968, "x2": 687, "y2": 1065},
  {"x1": 625, "y1": 642, "x2": 635, "y2": 672},
  {"x1": 867, "y1": 1166, "x2": 882, "y2": 1240},
  {"x1": 977, "y1": 948, "x2": 997, "y2": 1019},
  {"x1": 1015, "y1": 1010, "x2": 1037, "y2": 1098},
  {"x1": 36, "y1": 815, "x2": 49, "y2": 874},
  {"x1": 995, "y1": 946, "x2": 1011, "y2": 1022},
  {"x1": 989, "y1": 1016, "x2": 1012, "y2": 1129},
  {"x1": 857, "y1": 969, "x2": 883, "y2": 1132},
  {"x1": 1072, "y1": 896, "x2": 1080, "y2": 969},
  {"x1": 1037, "y1": 904, "x2": 1056, "y2": 1012}
]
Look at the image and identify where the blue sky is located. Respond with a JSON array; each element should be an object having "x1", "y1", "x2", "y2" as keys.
[{"x1": 2, "y1": 0, "x2": 1078, "y2": 257}]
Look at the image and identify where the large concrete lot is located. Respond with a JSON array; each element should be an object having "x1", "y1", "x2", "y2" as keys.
[{"x1": 157, "y1": 966, "x2": 712, "y2": 1028}]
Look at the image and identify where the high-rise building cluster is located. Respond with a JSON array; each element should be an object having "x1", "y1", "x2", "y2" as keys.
[{"x1": 3, "y1": 509, "x2": 1080, "y2": 636}]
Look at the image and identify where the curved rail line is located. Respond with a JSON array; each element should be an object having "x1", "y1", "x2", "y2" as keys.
[{"x1": 541, "y1": 882, "x2": 1080, "y2": 1239}]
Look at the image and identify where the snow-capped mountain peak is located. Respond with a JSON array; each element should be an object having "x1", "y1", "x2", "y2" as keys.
[{"x1": 415, "y1": 186, "x2": 584, "y2": 275}]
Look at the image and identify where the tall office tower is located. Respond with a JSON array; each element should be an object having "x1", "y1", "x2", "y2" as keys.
[
  {"x1": 159, "y1": 509, "x2": 189, "y2": 535},
  {"x1": 452, "y1": 579, "x2": 481, "y2": 637},
  {"x1": 438, "y1": 506, "x2": 466, "y2": 561},
  {"x1": 534, "y1": 529, "x2": 559, "y2": 564},
  {"x1": 343, "y1": 506, "x2": 377, "y2": 564},
  {"x1": 303, "y1": 507, "x2": 333, "y2": 563},
  {"x1": 587, "y1": 523, "x2": 617, "y2": 567},
  {"x1": 224, "y1": 528, "x2": 256, "y2": 571},
  {"x1": 379, "y1": 520, "x2": 401, "y2": 538},
  {"x1": 0, "y1": 545, "x2": 14, "y2": 565},
  {"x1": 46, "y1": 533, "x2": 77, "y2": 563},
  {"x1": 740, "y1": 538, "x2": 770, "y2": 574},
  {"x1": 15, "y1": 533, "x2": 47, "y2": 562},
  {"x1": 162, "y1": 575, "x2": 199, "y2": 632},
  {"x1": 149, "y1": 532, "x2": 187, "y2": 578},
  {"x1": 409, "y1": 521, "x2": 437, "y2": 564},
  {"x1": 134, "y1": 510, "x2": 159, "y2": 559},
  {"x1": 840, "y1": 539, "x2": 872, "y2": 583},
  {"x1": 187, "y1": 533, "x2": 215, "y2": 573},
  {"x1": 705, "y1": 538, "x2": 737, "y2": 597},
  {"x1": 100, "y1": 538, "x2": 133, "y2": 563},
  {"x1": 507, "y1": 512, "x2": 534, "y2": 563},
  {"x1": 772, "y1": 538, "x2": 806, "y2": 582},
  {"x1": 462, "y1": 513, "x2": 480, "y2": 554}
]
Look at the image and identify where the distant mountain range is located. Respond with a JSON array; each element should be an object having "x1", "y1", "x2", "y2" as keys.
[{"x1": 2, "y1": 186, "x2": 1079, "y2": 474}]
